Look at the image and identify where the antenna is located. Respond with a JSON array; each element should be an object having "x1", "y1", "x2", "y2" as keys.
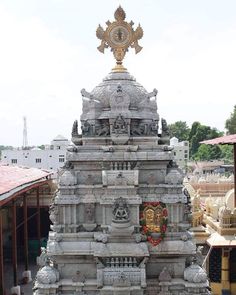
[{"x1": 23, "y1": 116, "x2": 28, "y2": 149}]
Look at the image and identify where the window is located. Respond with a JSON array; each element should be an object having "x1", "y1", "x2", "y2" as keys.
[
  {"x1": 59, "y1": 157, "x2": 65, "y2": 163},
  {"x1": 230, "y1": 248, "x2": 236, "y2": 282},
  {"x1": 35, "y1": 158, "x2": 41, "y2": 163},
  {"x1": 11, "y1": 159, "x2": 17, "y2": 164},
  {"x1": 184, "y1": 155, "x2": 188, "y2": 159},
  {"x1": 209, "y1": 248, "x2": 222, "y2": 282}
]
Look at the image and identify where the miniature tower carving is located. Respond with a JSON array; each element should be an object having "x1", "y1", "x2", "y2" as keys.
[{"x1": 34, "y1": 7, "x2": 211, "y2": 295}]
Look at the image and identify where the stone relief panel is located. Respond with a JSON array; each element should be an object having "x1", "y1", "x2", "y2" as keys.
[
  {"x1": 102, "y1": 170, "x2": 139, "y2": 186},
  {"x1": 77, "y1": 171, "x2": 102, "y2": 185},
  {"x1": 112, "y1": 197, "x2": 130, "y2": 222},
  {"x1": 130, "y1": 119, "x2": 159, "y2": 137},
  {"x1": 84, "y1": 203, "x2": 96, "y2": 224},
  {"x1": 110, "y1": 84, "x2": 130, "y2": 113},
  {"x1": 111, "y1": 114, "x2": 128, "y2": 135}
]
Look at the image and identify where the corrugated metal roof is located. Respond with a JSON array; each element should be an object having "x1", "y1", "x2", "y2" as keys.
[
  {"x1": 0, "y1": 164, "x2": 51, "y2": 196},
  {"x1": 200, "y1": 134, "x2": 236, "y2": 145}
]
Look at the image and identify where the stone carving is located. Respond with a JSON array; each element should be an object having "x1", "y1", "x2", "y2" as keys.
[
  {"x1": 49, "y1": 203, "x2": 59, "y2": 225},
  {"x1": 130, "y1": 120, "x2": 144, "y2": 136},
  {"x1": 96, "y1": 121, "x2": 110, "y2": 136},
  {"x1": 60, "y1": 170, "x2": 77, "y2": 186},
  {"x1": 85, "y1": 203, "x2": 95, "y2": 223},
  {"x1": 158, "y1": 267, "x2": 172, "y2": 282},
  {"x1": 112, "y1": 114, "x2": 128, "y2": 135},
  {"x1": 72, "y1": 120, "x2": 82, "y2": 145},
  {"x1": 146, "y1": 88, "x2": 158, "y2": 99},
  {"x1": 72, "y1": 120, "x2": 79, "y2": 137},
  {"x1": 161, "y1": 118, "x2": 169, "y2": 136},
  {"x1": 95, "y1": 233, "x2": 108, "y2": 244},
  {"x1": 113, "y1": 272, "x2": 131, "y2": 287},
  {"x1": 147, "y1": 120, "x2": 158, "y2": 136},
  {"x1": 81, "y1": 120, "x2": 92, "y2": 136},
  {"x1": 184, "y1": 260, "x2": 207, "y2": 283},
  {"x1": 159, "y1": 118, "x2": 170, "y2": 144},
  {"x1": 36, "y1": 247, "x2": 48, "y2": 267},
  {"x1": 195, "y1": 246, "x2": 204, "y2": 266},
  {"x1": 110, "y1": 84, "x2": 130, "y2": 112},
  {"x1": 112, "y1": 197, "x2": 130, "y2": 222},
  {"x1": 165, "y1": 167, "x2": 184, "y2": 185},
  {"x1": 72, "y1": 271, "x2": 85, "y2": 283},
  {"x1": 36, "y1": 258, "x2": 59, "y2": 284},
  {"x1": 81, "y1": 88, "x2": 94, "y2": 100}
]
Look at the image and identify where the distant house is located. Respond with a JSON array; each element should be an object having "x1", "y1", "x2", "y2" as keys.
[
  {"x1": 1, "y1": 135, "x2": 69, "y2": 175},
  {"x1": 170, "y1": 137, "x2": 189, "y2": 169}
]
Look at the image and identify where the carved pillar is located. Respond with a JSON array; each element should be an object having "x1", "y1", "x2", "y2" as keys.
[
  {"x1": 36, "y1": 187, "x2": 41, "y2": 255},
  {"x1": 23, "y1": 194, "x2": 29, "y2": 271},
  {"x1": 11, "y1": 200, "x2": 17, "y2": 287},
  {"x1": 221, "y1": 248, "x2": 230, "y2": 291}
]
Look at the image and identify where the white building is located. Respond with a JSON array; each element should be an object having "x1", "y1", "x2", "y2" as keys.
[
  {"x1": 170, "y1": 137, "x2": 189, "y2": 169},
  {"x1": 1, "y1": 135, "x2": 69, "y2": 173}
]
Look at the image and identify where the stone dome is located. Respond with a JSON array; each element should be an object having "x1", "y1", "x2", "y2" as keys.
[
  {"x1": 184, "y1": 262, "x2": 207, "y2": 283},
  {"x1": 81, "y1": 70, "x2": 159, "y2": 121},
  {"x1": 225, "y1": 188, "x2": 235, "y2": 210},
  {"x1": 219, "y1": 205, "x2": 231, "y2": 218},
  {"x1": 36, "y1": 263, "x2": 59, "y2": 284},
  {"x1": 91, "y1": 71, "x2": 148, "y2": 109}
]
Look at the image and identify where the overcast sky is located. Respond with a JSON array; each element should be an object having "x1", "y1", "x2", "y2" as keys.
[{"x1": 0, "y1": 0, "x2": 236, "y2": 146}]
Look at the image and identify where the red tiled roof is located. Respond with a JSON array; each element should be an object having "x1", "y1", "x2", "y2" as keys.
[
  {"x1": 200, "y1": 134, "x2": 236, "y2": 145},
  {"x1": 0, "y1": 164, "x2": 51, "y2": 195}
]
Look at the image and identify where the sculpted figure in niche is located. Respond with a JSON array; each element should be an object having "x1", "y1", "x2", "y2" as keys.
[
  {"x1": 130, "y1": 120, "x2": 144, "y2": 136},
  {"x1": 97, "y1": 122, "x2": 110, "y2": 136},
  {"x1": 113, "y1": 114, "x2": 128, "y2": 134},
  {"x1": 81, "y1": 120, "x2": 92, "y2": 136},
  {"x1": 144, "y1": 206, "x2": 163, "y2": 233},
  {"x1": 85, "y1": 203, "x2": 95, "y2": 223},
  {"x1": 161, "y1": 118, "x2": 170, "y2": 136},
  {"x1": 113, "y1": 197, "x2": 130, "y2": 222},
  {"x1": 148, "y1": 119, "x2": 159, "y2": 136}
]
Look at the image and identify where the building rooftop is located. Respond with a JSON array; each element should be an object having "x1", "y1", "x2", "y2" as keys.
[
  {"x1": 0, "y1": 164, "x2": 52, "y2": 203},
  {"x1": 201, "y1": 134, "x2": 236, "y2": 145}
]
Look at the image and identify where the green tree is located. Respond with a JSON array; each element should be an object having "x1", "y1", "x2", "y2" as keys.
[
  {"x1": 225, "y1": 105, "x2": 236, "y2": 134},
  {"x1": 189, "y1": 122, "x2": 223, "y2": 158},
  {"x1": 168, "y1": 121, "x2": 190, "y2": 141},
  {"x1": 220, "y1": 145, "x2": 233, "y2": 164}
]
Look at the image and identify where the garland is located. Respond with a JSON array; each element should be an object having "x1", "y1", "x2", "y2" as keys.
[{"x1": 140, "y1": 202, "x2": 168, "y2": 247}]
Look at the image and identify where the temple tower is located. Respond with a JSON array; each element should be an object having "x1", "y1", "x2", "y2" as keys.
[{"x1": 34, "y1": 7, "x2": 211, "y2": 295}]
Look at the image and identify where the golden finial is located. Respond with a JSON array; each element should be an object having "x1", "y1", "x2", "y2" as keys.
[{"x1": 96, "y1": 6, "x2": 143, "y2": 72}]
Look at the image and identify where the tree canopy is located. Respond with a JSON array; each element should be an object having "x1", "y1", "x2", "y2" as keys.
[
  {"x1": 168, "y1": 120, "x2": 229, "y2": 162},
  {"x1": 168, "y1": 121, "x2": 190, "y2": 141},
  {"x1": 225, "y1": 105, "x2": 236, "y2": 134}
]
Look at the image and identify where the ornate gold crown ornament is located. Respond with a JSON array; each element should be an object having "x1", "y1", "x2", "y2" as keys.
[{"x1": 96, "y1": 6, "x2": 143, "y2": 72}]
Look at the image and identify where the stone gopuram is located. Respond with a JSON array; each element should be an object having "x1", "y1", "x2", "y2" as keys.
[{"x1": 34, "y1": 7, "x2": 211, "y2": 295}]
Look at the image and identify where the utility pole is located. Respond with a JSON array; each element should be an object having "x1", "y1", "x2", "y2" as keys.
[{"x1": 23, "y1": 116, "x2": 28, "y2": 149}]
